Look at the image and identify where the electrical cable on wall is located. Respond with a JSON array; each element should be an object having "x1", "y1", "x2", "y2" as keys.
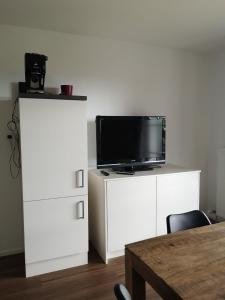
[{"x1": 7, "y1": 99, "x2": 21, "y2": 178}]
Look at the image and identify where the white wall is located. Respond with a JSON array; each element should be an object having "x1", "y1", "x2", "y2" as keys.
[
  {"x1": 0, "y1": 101, "x2": 24, "y2": 255},
  {"x1": 0, "y1": 25, "x2": 209, "y2": 255},
  {"x1": 207, "y1": 51, "x2": 225, "y2": 212}
]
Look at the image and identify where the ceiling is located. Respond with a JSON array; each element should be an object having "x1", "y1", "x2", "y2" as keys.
[{"x1": 1, "y1": 0, "x2": 225, "y2": 51}]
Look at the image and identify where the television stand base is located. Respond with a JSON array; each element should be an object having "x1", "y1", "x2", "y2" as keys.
[{"x1": 112, "y1": 164, "x2": 162, "y2": 172}]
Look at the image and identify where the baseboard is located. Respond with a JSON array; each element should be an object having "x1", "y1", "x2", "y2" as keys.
[{"x1": 0, "y1": 247, "x2": 24, "y2": 257}]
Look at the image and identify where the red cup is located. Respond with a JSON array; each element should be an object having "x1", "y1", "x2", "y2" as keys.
[{"x1": 61, "y1": 85, "x2": 73, "y2": 96}]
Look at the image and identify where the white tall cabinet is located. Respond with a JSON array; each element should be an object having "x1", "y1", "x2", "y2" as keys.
[
  {"x1": 19, "y1": 95, "x2": 88, "y2": 277},
  {"x1": 89, "y1": 165, "x2": 200, "y2": 263}
]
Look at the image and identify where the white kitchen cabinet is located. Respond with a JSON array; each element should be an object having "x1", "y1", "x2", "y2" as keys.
[
  {"x1": 19, "y1": 95, "x2": 88, "y2": 277},
  {"x1": 24, "y1": 196, "x2": 88, "y2": 264},
  {"x1": 19, "y1": 98, "x2": 87, "y2": 202},
  {"x1": 89, "y1": 165, "x2": 200, "y2": 263},
  {"x1": 157, "y1": 172, "x2": 199, "y2": 235},
  {"x1": 107, "y1": 176, "x2": 156, "y2": 253}
]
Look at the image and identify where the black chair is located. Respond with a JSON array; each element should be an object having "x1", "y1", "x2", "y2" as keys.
[
  {"x1": 166, "y1": 210, "x2": 211, "y2": 234},
  {"x1": 114, "y1": 284, "x2": 131, "y2": 300}
]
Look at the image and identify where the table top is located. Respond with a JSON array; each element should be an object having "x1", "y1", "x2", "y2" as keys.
[{"x1": 126, "y1": 222, "x2": 225, "y2": 299}]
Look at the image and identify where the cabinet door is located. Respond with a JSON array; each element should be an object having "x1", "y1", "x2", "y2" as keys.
[
  {"x1": 19, "y1": 98, "x2": 87, "y2": 201},
  {"x1": 107, "y1": 176, "x2": 156, "y2": 252},
  {"x1": 157, "y1": 172, "x2": 200, "y2": 236},
  {"x1": 23, "y1": 196, "x2": 88, "y2": 264}
]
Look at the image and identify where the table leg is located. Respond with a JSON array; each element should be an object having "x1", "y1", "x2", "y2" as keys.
[{"x1": 125, "y1": 248, "x2": 146, "y2": 300}]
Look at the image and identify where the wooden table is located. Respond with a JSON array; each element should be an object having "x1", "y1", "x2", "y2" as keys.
[{"x1": 125, "y1": 222, "x2": 225, "y2": 299}]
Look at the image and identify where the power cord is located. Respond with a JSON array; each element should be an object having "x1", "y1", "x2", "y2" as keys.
[{"x1": 7, "y1": 100, "x2": 21, "y2": 178}]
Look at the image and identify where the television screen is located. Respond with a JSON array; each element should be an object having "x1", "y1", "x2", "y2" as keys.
[{"x1": 96, "y1": 116, "x2": 166, "y2": 170}]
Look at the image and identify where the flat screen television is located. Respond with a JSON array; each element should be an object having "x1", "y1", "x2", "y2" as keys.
[{"x1": 96, "y1": 116, "x2": 166, "y2": 171}]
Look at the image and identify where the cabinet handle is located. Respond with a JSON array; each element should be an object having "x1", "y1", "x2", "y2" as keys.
[
  {"x1": 77, "y1": 201, "x2": 85, "y2": 219},
  {"x1": 76, "y1": 169, "x2": 84, "y2": 188}
]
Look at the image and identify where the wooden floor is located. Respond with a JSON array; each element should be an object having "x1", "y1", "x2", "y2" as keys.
[{"x1": 0, "y1": 250, "x2": 161, "y2": 300}]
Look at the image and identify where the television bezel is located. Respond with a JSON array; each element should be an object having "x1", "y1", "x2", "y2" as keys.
[{"x1": 96, "y1": 115, "x2": 166, "y2": 170}]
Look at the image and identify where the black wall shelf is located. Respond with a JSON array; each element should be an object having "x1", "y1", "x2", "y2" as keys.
[{"x1": 18, "y1": 93, "x2": 87, "y2": 101}]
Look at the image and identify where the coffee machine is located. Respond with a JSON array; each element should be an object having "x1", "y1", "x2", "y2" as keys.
[{"x1": 25, "y1": 53, "x2": 48, "y2": 93}]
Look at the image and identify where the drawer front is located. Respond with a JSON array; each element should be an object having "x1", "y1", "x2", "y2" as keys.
[{"x1": 24, "y1": 195, "x2": 88, "y2": 263}]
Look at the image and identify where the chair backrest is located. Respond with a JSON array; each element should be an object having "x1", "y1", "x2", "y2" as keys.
[
  {"x1": 114, "y1": 284, "x2": 131, "y2": 300},
  {"x1": 166, "y1": 210, "x2": 211, "y2": 234}
]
